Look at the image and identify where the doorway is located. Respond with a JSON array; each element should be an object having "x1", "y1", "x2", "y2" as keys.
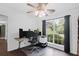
[
  {"x1": 42, "y1": 15, "x2": 70, "y2": 53},
  {"x1": 0, "y1": 24, "x2": 6, "y2": 39},
  {"x1": 0, "y1": 14, "x2": 8, "y2": 55},
  {"x1": 46, "y1": 18, "x2": 64, "y2": 50}
]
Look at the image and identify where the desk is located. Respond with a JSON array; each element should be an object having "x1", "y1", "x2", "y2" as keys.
[
  {"x1": 15, "y1": 38, "x2": 25, "y2": 49},
  {"x1": 15, "y1": 38, "x2": 31, "y2": 49}
]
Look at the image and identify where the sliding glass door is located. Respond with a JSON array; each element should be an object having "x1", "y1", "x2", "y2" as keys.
[{"x1": 46, "y1": 18, "x2": 64, "y2": 47}]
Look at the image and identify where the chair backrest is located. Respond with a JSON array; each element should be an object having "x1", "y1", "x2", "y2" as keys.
[{"x1": 30, "y1": 36, "x2": 38, "y2": 45}]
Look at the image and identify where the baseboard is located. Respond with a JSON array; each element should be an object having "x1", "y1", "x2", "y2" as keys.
[
  {"x1": 69, "y1": 53, "x2": 78, "y2": 56},
  {"x1": 48, "y1": 45, "x2": 64, "y2": 52}
]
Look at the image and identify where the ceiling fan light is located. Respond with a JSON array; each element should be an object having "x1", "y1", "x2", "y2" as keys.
[
  {"x1": 34, "y1": 11, "x2": 39, "y2": 16},
  {"x1": 38, "y1": 14, "x2": 43, "y2": 17},
  {"x1": 34, "y1": 10, "x2": 47, "y2": 17},
  {"x1": 38, "y1": 13, "x2": 46, "y2": 17}
]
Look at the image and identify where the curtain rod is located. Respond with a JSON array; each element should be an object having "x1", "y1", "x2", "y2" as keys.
[
  {"x1": 45, "y1": 16, "x2": 64, "y2": 21},
  {"x1": 45, "y1": 15, "x2": 70, "y2": 21}
]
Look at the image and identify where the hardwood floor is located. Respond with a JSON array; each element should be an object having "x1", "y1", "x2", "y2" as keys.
[
  {"x1": 26, "y1": 47, "x2": 70, "y2": 56},
  {"x1": 0, "y1": 40, "x2": 70, "y2": 56},
  {"x1": 7, "y1": 49, "x2": 26, "y2": 56},
  {"x1": 7, "y1": 47, "x2": 70, "y2": 56},
  {"x1": 0, "y1": 39, "x2": 7, "y2": 56}
]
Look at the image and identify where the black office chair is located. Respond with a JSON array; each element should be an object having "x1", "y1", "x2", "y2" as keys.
[{"x1": 28, "y1": 35, "x2": 41, "y2": 52}]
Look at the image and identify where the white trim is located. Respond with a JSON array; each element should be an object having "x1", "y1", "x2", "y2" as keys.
[{"x1": 48, "y1": 42, "x2": 64, "y2": 51}]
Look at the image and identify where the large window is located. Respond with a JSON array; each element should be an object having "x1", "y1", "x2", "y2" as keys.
[{"x1": 46, "y1": 18, "x2": 64, "y2": 45}]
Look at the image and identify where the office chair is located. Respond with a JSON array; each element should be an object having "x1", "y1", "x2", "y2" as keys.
[{"x1": 28, "y1": 36, "x2": 40, "y2": 52}]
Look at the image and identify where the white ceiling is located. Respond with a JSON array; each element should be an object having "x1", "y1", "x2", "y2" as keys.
[
  {"x1": 48, "y1": 3, "x2": 79, "y2": 12},
  {"x1": 0, "y1": 3, "x2": 79, "y2": 13}
]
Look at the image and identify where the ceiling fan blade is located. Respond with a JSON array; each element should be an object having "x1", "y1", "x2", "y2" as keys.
[
  {"x1": 27, "y1": 3, "x2": 35, "y2": 8},
  {"x1": 47, "y1": 9, "x2": 55, "y2": 12},
  {"x1": 26, "y1": 11, "x2": 33, "y2": 13}
]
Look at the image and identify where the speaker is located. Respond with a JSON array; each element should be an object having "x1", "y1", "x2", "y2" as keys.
[{"x1": 19, "y1": 29, "x2": 23, "y2": 38}]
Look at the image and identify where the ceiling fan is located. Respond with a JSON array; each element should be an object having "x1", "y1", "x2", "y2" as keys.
[{"x1": 27, "y1": 3, "x2": 55, "y2": 17}]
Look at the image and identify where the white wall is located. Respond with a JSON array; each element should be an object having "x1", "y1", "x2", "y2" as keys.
[
  {"x1": 0, "y1": 5, "x2": 39, "y2": 51},
  {"x1": 36, "y1": 8, "x2": 79, "y2": 54},
  {"x1": 7, "y1": 13, "x2": 39, "y2": 51}
]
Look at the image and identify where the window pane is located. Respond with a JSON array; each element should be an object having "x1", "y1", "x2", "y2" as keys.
[
  {"x1": 54, "y1": 18, "x2": 64, "y2": 45},
  {"x1": 46, "y1": 18, "x2": 64, "y2": 45}
]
